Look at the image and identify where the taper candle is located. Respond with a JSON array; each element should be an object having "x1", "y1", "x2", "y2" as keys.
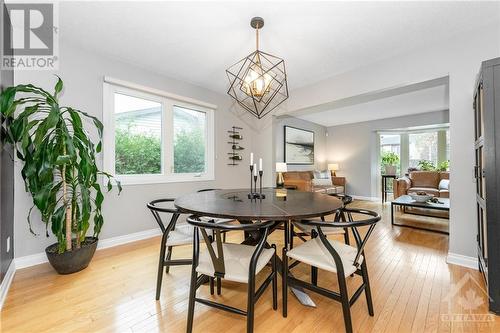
[
  {"x1": 253, "y1": 164, "x2": 257, "y2": 176},
  {"x1": 259, "y1": 158, "x2": 262, "y2": 171},
  {"x1": 250, "y1": 153, "x2": 254, "y2": 165}
]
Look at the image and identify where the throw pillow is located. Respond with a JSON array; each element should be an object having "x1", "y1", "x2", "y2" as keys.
[
  {"x1": 313, "y1": 170, "x2": 330, "y2": 179},
  {"x1": 439, "y1": 179, "x2": 450, "y2": 190},
  {"x1": 312, "y1": 178, "x2": 333, "y2": 186}
]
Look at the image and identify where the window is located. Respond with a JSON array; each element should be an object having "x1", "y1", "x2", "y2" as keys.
[
  {"x1": 446, "y1": 129, "x2": 450, "y2": 161},
  {"x1": 380, "y1": 134, "x2": 401, "y2": 156},
  {"x1": 380, "y1": 134, "x2": 401, "y2": 176},
  {"x1": 409, "y1": 131, "x2": 438, "y2": 168},
  {"x1": 114, "y1": 93, "x2": 163, "y2": 175},
  {"x1": 103, "y1": 80, "x2": 215, "y2": 184},
  {"x1": 173, "y1": 106, "x2": 206, "y2": 174}
]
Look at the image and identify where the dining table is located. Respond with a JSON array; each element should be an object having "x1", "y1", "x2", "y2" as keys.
[{"x1": 174, "y1": 188, "x2": 343, "y2": 307}]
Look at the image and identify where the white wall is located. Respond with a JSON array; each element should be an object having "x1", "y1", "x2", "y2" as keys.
[
  {"x1": 327, "y1": 110, "x2": 449, "y2": 197},
  {"x1": 273, "y1": 115, "x2": 327, "y2": 172},
  {"x1": 285, "y1": 26, "x2": 500, "y2": 259},
  {"x1": 13, "y1": 42, "x2": 253, "y2": 257}
]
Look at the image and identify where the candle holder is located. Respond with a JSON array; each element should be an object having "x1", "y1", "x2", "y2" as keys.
[
  {"x1": 248, "y1": 168, "x2": 266, "y2": 199},
  {"x1": 249, "y1": 164, "x2": 254, "y2": 195},
  {"x1": 259, "y1": 170, "x2": 264, "y2": 199}
]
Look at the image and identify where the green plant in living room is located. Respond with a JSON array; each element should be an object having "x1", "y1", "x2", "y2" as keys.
[
  {"x1": 417, "y1": 159, "x2": 436, "y2": 171},
  {"x1": 437, "y1": 160, "x2": 450, "y2": 171},
  {"x1": 0, "y1": 77, "x2": 121, "y2": 274},
  {"x1": 381, "y1": 151, "x2": 400, "y2": 175}
]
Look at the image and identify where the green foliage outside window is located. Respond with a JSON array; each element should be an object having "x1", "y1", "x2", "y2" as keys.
[
  {"x1": 115, "y1": 128, "x2": 161, "y2": 175},
  {"x1": 115, "y1": 126, "x2": 205, "y2": 175},
  {"x1": 174, "y1": 128, "x2": 205, "y2": 173}
]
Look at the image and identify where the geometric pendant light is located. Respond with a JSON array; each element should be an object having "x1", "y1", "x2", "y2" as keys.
[{"x1": 226, "y1": 17, "x2": 289, "y2": 119}]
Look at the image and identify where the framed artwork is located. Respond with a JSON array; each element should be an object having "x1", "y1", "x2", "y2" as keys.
[{"x1": 284, "y1": 126, "x2": 314, "y2": 164}]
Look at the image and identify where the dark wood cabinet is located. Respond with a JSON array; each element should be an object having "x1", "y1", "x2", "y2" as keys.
[{"x1": 474, "y1": 57, "x2": 500, "y2": 314}]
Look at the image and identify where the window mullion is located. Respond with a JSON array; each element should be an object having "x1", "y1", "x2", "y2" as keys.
[{"x1": 163, "y1": 99, "x2": 174, "y2": 179}]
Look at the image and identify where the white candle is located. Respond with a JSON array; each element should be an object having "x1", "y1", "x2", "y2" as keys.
[
  {"x1": 250, "y1": 152, "x2": 254, "y2": 166},
  {"x1": 259, "y1": 158, "x2": 263, "y2": 171},
  {"x1": 254, "y1": 164, "x2": 257, "y2": 176}
]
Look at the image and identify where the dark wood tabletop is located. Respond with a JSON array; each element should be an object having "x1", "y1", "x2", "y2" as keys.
[{"x1": 174, "y1": 188, "x2": 343, "y2": 220}]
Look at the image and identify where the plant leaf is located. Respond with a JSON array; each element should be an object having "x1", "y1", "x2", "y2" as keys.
[{"x1": 54, "y1": 76, "x2": 63, "y2": 97}]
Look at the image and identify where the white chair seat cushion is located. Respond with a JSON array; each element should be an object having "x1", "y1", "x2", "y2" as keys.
[
  {"x1": 165, "y1": 225, "x2": 193, "y2": 246},
  {"x1": 199, "y1": 217, "x2": 235, "y2": 224},
  {"x1": 293, "y1": 220, "x2": 345, "y2": 235},
  {"x1": 286, "y1": 238, "x2": 362, "y2": 277},
  {"x1": 196, "y1": 243, "x2": 274, "y2": 283}
]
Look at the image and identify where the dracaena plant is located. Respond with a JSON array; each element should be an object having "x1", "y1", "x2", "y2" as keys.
[{"x1": 0, "y1": 77, "x2": 121, "y2": 253}]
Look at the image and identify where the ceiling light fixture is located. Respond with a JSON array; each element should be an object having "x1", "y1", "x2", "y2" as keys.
[{"x1": 226, "y1": 17, "x2": 289, "y2": 119}]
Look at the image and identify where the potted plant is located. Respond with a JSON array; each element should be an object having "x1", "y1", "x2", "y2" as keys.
[
  {"x1": 0, "y1": 77, "x2": 121, "y2": 274},
  {"x1": 381, "y1": 151, "x2": 399, "y2": 175},
  {"x1": 417, "y1": 160, "x2": 436, "y2": 171},
  {"x1": 437, "y1": 160, "x2": 450, "y2": 171}
]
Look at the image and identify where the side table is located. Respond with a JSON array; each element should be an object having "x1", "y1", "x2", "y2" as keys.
[{"x1": 382, "y1": 175, "x2": 397, "y2": 203}]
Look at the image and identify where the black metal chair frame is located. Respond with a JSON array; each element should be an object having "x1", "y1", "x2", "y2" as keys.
[
  {"x1": 292, "y1": 194, "x2": 353, "y2": 248},
  {"x1": 147, "y1": 199, "x2": 194, "y2": 300},
  {"x1": 186, "y1": 216, "x2": 278, "y2": 333},
  {"x1": 196, "y1": 188, "x2": 232, "y2": 294},
  {"x1": 282, "y1": 208, "x2": 381, "y2": 333}
]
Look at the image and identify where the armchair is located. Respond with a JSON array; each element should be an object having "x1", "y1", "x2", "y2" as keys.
[{"x1": 393, "y1": 171, "x2": 449, "y2": 198}]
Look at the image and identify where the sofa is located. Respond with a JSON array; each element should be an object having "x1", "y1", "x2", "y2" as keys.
[
  {"x1": 283, "y1": 170, "x2": 346, "y2": 194},
  {"x1": 393, "y1": 171, "x2": 449, "y2": 198}
]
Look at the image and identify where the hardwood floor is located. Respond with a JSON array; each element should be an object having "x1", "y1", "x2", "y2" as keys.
[{"x1": 1, "y1": 200, "x2": 498, "y2": 333}]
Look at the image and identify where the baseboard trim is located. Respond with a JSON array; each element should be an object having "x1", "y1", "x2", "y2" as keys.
[
  {"x1": 14, "y1": 252, "x2": 47, "y2": 270},
  {"x1": 447, "y1": 252, "x2": 479, "y2": 270},
  {"x1": 351, "y1": 195, "x2": 379, "y2": 202},
  {"x1": 14, "y1": 228, "x2": 161, "y2": 270},
  {"x1": 0, "y1": 261, "x2": 16, "y2": 310},
  {"x1": 97, "y1": 228, "x2": 161, "y2": 250}
]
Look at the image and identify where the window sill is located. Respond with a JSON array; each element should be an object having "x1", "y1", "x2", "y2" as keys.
[{"x1": 111, "y1": 174, "x2": 215, "y2": 186}]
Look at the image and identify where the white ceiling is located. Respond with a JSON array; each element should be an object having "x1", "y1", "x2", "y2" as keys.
[
  {"x1": 296, "y1": 83, "x2": 449, "y2": 127},
  {"x1": 59, "y1": 1, "x2": 500, "y2": 95}
]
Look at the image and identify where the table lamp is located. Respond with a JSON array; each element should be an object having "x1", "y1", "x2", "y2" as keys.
[
  {"x1": 276, "y1": 162, "x2": 287, "y2": 187},
  {"x1": 328, "y1": 163, "x2": 339, "y2": 177}
]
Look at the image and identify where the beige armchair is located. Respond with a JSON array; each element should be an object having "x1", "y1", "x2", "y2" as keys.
[{"x1": 393, "y1": 171, "x2": 449, "y2": 198}]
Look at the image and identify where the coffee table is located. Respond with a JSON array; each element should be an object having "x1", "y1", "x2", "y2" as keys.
[{"x1": 391, "y1": 195, "x2": 450, "y2": 234}]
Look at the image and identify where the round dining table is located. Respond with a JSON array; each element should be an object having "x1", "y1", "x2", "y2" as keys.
[{"x1": 174, "y1": 188, "x2": 343, "y2": 307}]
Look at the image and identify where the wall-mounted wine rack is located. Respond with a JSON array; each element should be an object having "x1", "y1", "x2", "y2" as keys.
[{"x1": 228, "y1": 126, "x2": 244, "y2": 166}]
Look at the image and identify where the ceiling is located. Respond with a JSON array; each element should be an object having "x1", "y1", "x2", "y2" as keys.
[
  {"x1": 296, "y1": 81, "x2": 449, "y2": 127},
  {"x1": 59, "y1": 1, "x2": 500, "y2": 95}
]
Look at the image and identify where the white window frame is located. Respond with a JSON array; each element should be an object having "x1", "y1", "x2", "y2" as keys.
[{"x1": 103, "y1": 78, "x2": 215, "y2": 185}]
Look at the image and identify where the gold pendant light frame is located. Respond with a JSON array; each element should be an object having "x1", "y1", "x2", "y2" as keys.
[{"x1": 226, "y1": 17, "x2": 289, "y2": 119}]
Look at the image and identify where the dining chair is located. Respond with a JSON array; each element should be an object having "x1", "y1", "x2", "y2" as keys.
[
  {"x1": 293, "y1": 193, "x2": 352, "y2": 247},
  {"x1": 186, "y1": 216, "x2": 278, "y2": 333},
  {"x1": 293, "y1": 212, "x2": 350, "y2": 246},
  {"x1": 197, "y1": 188, "x2": 235, "y2": 294},
  {"x1": 282, "y1": 208, "x2": 381, "y2": 333},
  {"x1": 147, "y1": 199, "x2": 194, "y2": 300}
]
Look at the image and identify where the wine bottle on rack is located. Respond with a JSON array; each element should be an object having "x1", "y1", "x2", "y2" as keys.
[
  {"x1": 231, "y1": 145, "x2": 245, "y2": 150},
  {"x1": 229, "y1": 155, "x2": 243, "y2": 160},
  {"x1": 229, "y1": 134, "x2": 243, "y2": 140}
]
